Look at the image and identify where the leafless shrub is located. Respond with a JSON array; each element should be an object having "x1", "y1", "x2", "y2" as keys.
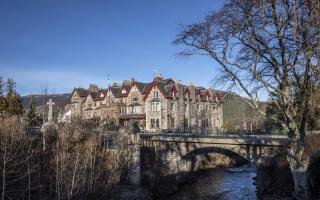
[
  {"x1": 0, "y1": 117, "x2": 134, "y2": 200},
  {"x1": 0, "y1": 117, "x2": 42, "y2": 200}
]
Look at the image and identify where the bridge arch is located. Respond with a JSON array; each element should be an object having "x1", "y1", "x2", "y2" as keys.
[{"x1": 178, "y1": 146, "x2": 250, "y2": 173}]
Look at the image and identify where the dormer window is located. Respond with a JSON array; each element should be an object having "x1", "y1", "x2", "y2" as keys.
[
  {"x1": 121, "y1": 89, "x2": 126, "y2": 94},
  {"x1": 107, "y1": 91, "x2": 112, "y2": 97},
  {"x1": 153, "y1": 90, "x2": 158, "y2": 98},
  {"x1": 100, "y1": 93, "x2": 105, "y2": 98},
  {"x1": 131, "y1": 86, "x2": 138, "y2": 92}
]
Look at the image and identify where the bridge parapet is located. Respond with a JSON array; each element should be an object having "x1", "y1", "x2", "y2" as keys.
[{"x1": 139, "y1": 133, "x2": 290, "y2": 147}]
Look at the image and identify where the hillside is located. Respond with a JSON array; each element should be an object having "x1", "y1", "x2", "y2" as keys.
[
  {"x1": 222, "y1": 92, "x2": 267, "y2": 130},
  {"x1": 21, "y1": 93, "x2": 71, "y2": 112}
]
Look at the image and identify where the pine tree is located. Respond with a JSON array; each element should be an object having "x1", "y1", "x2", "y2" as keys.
[
  {"x1": 27, "y1": 96, "x2": 37, "y2": 126},
  {"x1": 6, "y1": 78, "x2": 23, "y2": 116},
  {"x1": 0, "y1": 77, "x2": 6, "y2": 116},
  {"x1": 0, "y1": 76, "x2": 4, "y2": 96}
]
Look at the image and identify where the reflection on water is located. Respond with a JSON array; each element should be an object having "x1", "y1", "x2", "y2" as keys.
[{"x1": 161, "y1": 164, "x2": 256, "y2": 200}]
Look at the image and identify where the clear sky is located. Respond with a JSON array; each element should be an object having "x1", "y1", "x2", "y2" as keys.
[{"x1": 0, "y1": 0, "x2": 224, "y2": 95}]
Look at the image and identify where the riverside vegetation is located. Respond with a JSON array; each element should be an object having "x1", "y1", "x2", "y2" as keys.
[{"x1": 0, "y1": 117, "x2": 150, "y2": 200}]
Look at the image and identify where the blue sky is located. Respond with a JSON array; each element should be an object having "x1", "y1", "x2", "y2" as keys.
[{"x1": 0, "y1": 0, "x2": 224, "y2": 95}]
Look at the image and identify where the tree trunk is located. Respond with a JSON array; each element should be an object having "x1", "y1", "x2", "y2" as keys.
[
  {"x1": 287, "y1": 129, "x2": 310, "y2": 199},
  {"x1": 288, "y1": 155, "x2": 310, "y2": 199}
]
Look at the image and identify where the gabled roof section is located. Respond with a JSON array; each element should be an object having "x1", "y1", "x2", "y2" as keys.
[
  {"x1": 126, "y1": 80, "x2": 149, "y2": 96},
  {"x1": 195, "y1": 87, "x2": 211, "y2": 102},
  {"x1": 72, "y1": 88, "x2": 88, "y2": 97},
  {"x1": 141, "y1": 83, "x2": 152, "y2": 94},
  {"x1": 134, "y1": 81, "x2": 149, "y2": 94},
  {"x1": 183, "y1": 86, "x2": 191, "y2": 95},
  {"x1": 143, "y1": 80, "x2": 176, "y2": 100},
  {"x1": 93, "y1": 90, "x2": 106, "y2": 101},
  {"x1": 120, "y1": 81, "x2": 131, "y2": 96},
  {"x1": 84, "y1": 91, "x2": 99, "y2": 102},
  {"x1": 109, "y1": 85, "x2": 122, "y2": 98},
  {"x1": 163, "y1": 78, "x2": 175, "y2": 84}
]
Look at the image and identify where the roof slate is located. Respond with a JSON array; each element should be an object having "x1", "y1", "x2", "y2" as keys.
[{"x1": 74, "y1": 88, "x2": 88, "y2": 97}]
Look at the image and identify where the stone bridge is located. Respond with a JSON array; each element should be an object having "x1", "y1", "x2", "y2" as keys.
[
  {"x1": 138, "y1": 133, "x2": 289, "y2": 177},
  {"x1": 127, "y1": 133, "x2": 315, "y2": 198}
]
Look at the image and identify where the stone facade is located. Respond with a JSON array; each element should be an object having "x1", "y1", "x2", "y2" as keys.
[{"x1": 66, "y1": 74, "x2": 223, "y2": 133}]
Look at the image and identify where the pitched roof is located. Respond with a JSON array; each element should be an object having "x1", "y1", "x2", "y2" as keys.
[
  {"x1": 93, "y1": 90, "x2": 106, "y2": 101},
  {"x1": 121, "y1": 81, "x2": 131, "y2": 96},
  {"x1": 84, "y1": 91, "x2": 99, "y2": 102},
  {"x1": 143, "y1": 79, "x2": 177, "y2": 100},
  {"x1": 73, "y1": 88, "x2": 88, "y2": 97},
  {"x1": 141, "y1": 83, "x2": 152, "y2": 94},
  {"x1": 109, "y1": 86, "x2": 122, "y2": 98},
  {"x1": 134, "y1": 81, "x2": 148, "y2": 93}
]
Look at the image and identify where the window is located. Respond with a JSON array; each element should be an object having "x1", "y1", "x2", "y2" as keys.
[
  {"x1": 132, "y1": 96, "x2": 138, "y2": 102},
  {"x1": 184, "y1": 118, "x2": 189, "y2": 127},
  {"x1": 133, "y1": 106, "x2": 140, "y2": 113},
  {"x1": 170, "y1": 101, "x2": 174, "y2": 111},
  {"x1": 151, "y1": 118, "x2": 160, "y2": 129},
  {"x1": 131, "y1": 86, "x2": 138, "y2": 92},
  {"x1": 121, "y1": 89, "x2": 126, "y2": 94},
  {"x1": 150, "y1": 102, "x2": 160, "y2": 111},
  {"x1": 153, "y1": 90, "x2": 158, "y2": 98},
  {"x1": 170, "y1": 117, "x2": 175, "y2": 129}
]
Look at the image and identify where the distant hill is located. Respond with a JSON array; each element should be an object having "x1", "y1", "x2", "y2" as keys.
[
  {"x1": 221, "y1": 92, "x2": 267, "y2": 130},
  {"x1": 21, "y1": 93, "x2": 71, "y2": 112}
]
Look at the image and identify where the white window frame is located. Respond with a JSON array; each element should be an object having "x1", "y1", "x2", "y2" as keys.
[
  {"x1": 153, "y1": 90, "x2": 159, "y2": 98},
  {"x1": 150, "y1": 102, "x2": 160, "y2": 111},
  {"x1": 131, "y1": 86, "x2": 138, "y2": 92}
]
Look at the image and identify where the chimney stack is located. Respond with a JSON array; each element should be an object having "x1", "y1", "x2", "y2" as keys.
[{"x1": 89, "y1": 84, "x2": 99, "y2": 92}]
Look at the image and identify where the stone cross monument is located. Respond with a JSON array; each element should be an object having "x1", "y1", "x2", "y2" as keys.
[{"x1": 47, "y1": 99, "x2": 55, "y2": 122}]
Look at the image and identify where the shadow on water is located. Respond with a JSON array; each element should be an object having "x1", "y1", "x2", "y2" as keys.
[{"x1": 158, "y1": 163, "x2": 257, "y2": 200}]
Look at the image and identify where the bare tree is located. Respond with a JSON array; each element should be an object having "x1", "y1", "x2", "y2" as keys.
[{"x1": 175, "y1": 0, "x2": 320, "y2": 162}]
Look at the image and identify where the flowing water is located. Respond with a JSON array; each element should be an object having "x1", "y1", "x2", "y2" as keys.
[{"x1": 161, "y1": 164, "x2": 257, "y2": 200}]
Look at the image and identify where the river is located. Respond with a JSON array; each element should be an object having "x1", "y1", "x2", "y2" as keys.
[{"x1": 160, "y1": 164, "x2": 257, "y2": 200}]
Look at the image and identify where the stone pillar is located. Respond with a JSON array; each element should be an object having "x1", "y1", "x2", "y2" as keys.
[{"x1": 129, "y1": 144, "x2": 141, "y2": 186}]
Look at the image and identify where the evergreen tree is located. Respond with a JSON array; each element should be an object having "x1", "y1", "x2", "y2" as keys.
[
  {"x1": 0, "y1": 76, "x2": 4, "y2": 96},
  {"x1": 0, "y1": 77, "x2": 6, "y2": 116},
  {"x1": 6, "y1": 78, "x2": 23, "y2": 116},
  {"x1": 27, "y1": 96, "x2": 37, "y2": 126}
]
